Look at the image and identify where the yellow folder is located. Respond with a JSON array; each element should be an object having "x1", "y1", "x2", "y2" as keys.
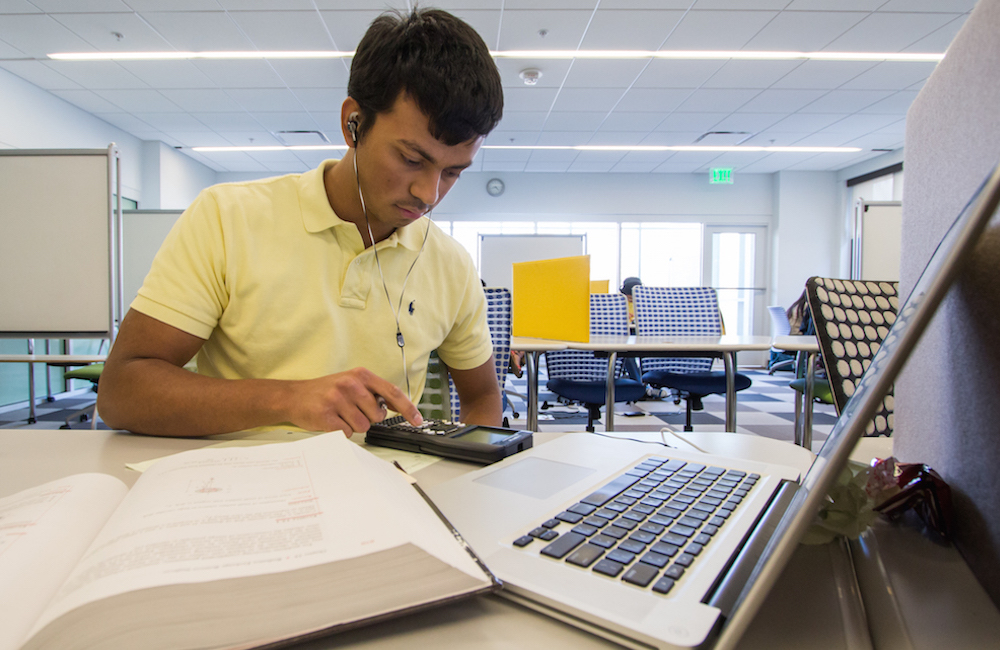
[
  {"x1": 512, "y1": 255, "x2": 590, "y2": 342},
  {"x1": 590, "y1": 280, "x2": 610, "y2": 294}
]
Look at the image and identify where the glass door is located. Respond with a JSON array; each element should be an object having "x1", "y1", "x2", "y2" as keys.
[{"x1": 703, "y1": 225, "x2": 769, "y2": 364}]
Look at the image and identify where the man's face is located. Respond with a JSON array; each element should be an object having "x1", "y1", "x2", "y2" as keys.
[{"x1": 354, "y1": 93, "x2": 483, "y2": 235}]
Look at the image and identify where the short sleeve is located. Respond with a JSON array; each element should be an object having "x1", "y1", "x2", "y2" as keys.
[{"x1": 130, "y1": 189, "x2": 229, "y2": 340}]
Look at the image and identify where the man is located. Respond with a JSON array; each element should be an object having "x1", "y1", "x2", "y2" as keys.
[
  {"x1": 98, "y1": 8, "x2": 504, "y2": 437},
  {"x1": 620, "y1": 276, "x2": 642, "y2": 326}
]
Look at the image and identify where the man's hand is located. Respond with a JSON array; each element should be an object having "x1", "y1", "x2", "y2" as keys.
[{"x1": 286, "y1": 368, "x2": 423, "y2": 436}]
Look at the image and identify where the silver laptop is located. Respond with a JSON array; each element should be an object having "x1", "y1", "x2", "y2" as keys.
[{"x1": 427, "y1": 161, "x2": 1000, "y2": 650}]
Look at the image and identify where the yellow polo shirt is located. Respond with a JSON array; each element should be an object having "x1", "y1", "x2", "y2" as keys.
[{"x1": 132, "y1": 160, "x2": 492, "y2": 410}]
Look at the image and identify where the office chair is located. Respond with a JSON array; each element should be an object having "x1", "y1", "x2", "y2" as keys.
[
  {"x1": 633, "y1": 286, "x2": 752, "y2": 432},
  {"x1": 60, "y1": 363, "x2": 104, "y2": 429},
  {"x1": 766, "y1": 305, "x2": 795, "y2": 374},
  {"x1": 544, "y1": 293, "x2": 646, "y2": 432},
  {"x1": 805, "y1": 277, "x2": 899, "y2": 436},
  {"x1": 419, "y1": 287, "x2": 513, "y2": 424}
]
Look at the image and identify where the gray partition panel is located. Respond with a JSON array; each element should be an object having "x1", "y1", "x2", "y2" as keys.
[
  {"x1": 122, "y1": 209, "x2": 184, "y2": 311},
  {"x1": 0, "y1": 148, "x2": 118, "y2": 338}
]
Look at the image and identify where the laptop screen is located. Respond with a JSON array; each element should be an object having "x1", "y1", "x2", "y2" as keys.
[{"x1": 716, "y1": 160, "x2": 1000, "y2": 650}]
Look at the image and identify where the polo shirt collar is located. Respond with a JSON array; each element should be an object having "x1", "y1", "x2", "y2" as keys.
[{"x1": 299, "y1": 159, "x2": 428, "y2": 252}]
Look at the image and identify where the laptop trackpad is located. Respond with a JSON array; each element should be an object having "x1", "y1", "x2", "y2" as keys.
[{"x1": 474, "y1": 457, "x2": 595, "y2": 499}]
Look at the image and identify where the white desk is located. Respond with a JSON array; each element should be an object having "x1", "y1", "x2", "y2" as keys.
[
  {"x1": 513, "y1": 335, "x2": 772, "y2": 433},
  {"x1": 0, "y1": 353, "x2": 106, "y2": 423},
  {"x1": 771, "y1": 335, "x2": 822, "y2": 448},
  {"x1": 2, "y1": 428, "x2": 997, "y2": 649}
]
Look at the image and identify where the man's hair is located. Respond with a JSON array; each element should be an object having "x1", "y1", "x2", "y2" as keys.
[{"x1": 348, "y1": 7, "x2": 503, "y2": 145}]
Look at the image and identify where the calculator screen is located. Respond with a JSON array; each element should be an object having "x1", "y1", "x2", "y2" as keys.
[{"x1": 455, "y1": 427, "x2": 519, "y2": 445}]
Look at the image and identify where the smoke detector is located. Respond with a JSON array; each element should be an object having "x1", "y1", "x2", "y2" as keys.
[{"x1": 519, "y1": 69, "x2": 542, "y2": 86}]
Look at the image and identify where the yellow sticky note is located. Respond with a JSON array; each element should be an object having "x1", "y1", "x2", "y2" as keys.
[{"x1": 512, "y1": 255, "x2": 590, "y2": 342}]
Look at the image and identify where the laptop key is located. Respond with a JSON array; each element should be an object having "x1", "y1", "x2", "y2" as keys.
[
  {"x1": 513, "y1": 535, "x2": 533, "y2": 547},
  {"x1": 623, "y1": 563, "x2": 659, "y2": 587},
  {"x1": 652, "y1": 577, "x2": 676, "y2": 594},
  {"x1": 530, "y1": 527, "x2": 559, "y2": 540},
  {"x1": 566, "y1": 544, "x2": 605, "y2": 568},
  {"x1": 665, "y1": 565, "x2": 685, "y2": 579},
  {"x1": 542, "y1": 518, "x2": 561, "y2": 528},
  {"x1": 693, "y1": 533, "x2": 712, "y2": 545},
  {"x1": 571, "y1": 523, "x2": 599, "y2": 537},
  {"x1": 593, "y1": 559, "x2": 625, "y2": 577},
  {"x1": 581, "y1": 474, "x2": 640, "y2": 507},
  {"x1": 556, "y1": 511, "x2": 584, "y2": 524},
  {"x1": 590, "y1": 534, "x2": 617, "y2": 549},
  {"x1": 675, "y1": 553, "x2": 695, "y2": 567},
  {"x1": 650, "y1": 541, "x2": 680, "y2": 557},
  {"x1": 607, "y1": 549, "x2": 637, "y2": 565},
  {"x1": 540, "y1": 532, "x2": 586, "y2": 559},
  {"x1": 619, "y1": 539, "x2": 646, "y2": 554},
  {"x1": 670, "y1": 524, "x2": 697, "y2": 537},
  {"x1": 639, "y1": 551, "x2": 670, "y2": 568},
  {"x1": 567, "y1": 503, "x2": 597, "y2": 516},
  {"x1": 678, "y1": 516, "x2": 703, "y2": 528},
  {"x1": 661, "y1": 532, "x2": 688, "y2": 546}
]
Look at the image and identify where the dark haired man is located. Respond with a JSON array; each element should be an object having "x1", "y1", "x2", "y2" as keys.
[{"x1": 99, "y1": 8, "x2": 504, "y2": 437}]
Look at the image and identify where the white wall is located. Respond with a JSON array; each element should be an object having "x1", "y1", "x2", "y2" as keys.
[
  {"x1": 0, "y1": 66, "x2": 216, "y2": 209},
  {"x1": 771, "y1": 171, "x2": 840, "y2": 309}
]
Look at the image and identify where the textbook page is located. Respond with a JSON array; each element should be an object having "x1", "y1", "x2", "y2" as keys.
[
  {"x1": 25, "y1": 431, "x2": 486, "y2": 642},
  {"x1": 0, "y1": 474, "x2": 126, "y2": 650}
]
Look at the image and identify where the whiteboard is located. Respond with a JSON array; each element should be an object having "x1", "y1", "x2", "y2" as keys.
[
  {"x1": 479, "y1": 234, "x2": 585, "y2": 290},
  {"x1": 0, "y1": 149, "x2": 117, "y2": 338},
  {"x1": 854, "y1": 200, "x2": 902, "y2": 281},
  {"x1": 122, "y1": 210, "x2": 184, "y2": 310}
]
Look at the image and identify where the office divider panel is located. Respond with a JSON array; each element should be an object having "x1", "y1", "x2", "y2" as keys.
[
  {"x1": 852, "y1": 200, "x2": 902, "y2": 281},
  {"x1": 122, "y1": 209, "x2": 184, "y2": 310},
  {"x1": 0, "y1": 147, "x2": 120, "y2": 339},
  {"x1": 479, "y1": 234, "x2": 585, "y2": 290}
]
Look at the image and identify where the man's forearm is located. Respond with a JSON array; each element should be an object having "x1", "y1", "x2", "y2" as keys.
[{"x1": 98, "y1": 358, "x2": 292, "y2": 437}]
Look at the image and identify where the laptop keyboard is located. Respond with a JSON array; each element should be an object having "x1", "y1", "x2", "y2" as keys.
[{"x1": 512, "y1": 456, "x2": 759, "y2": 595}]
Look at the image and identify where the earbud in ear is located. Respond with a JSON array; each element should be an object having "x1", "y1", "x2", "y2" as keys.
[{"x1": 347, "y1": 112, "x2": 360, "y2": 144}]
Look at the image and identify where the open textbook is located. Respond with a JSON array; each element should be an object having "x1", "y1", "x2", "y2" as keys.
[{"x1": 0, "y1": 433, "x2": 496, "y2": 650}]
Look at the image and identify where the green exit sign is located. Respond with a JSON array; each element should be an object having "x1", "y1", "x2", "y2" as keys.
[{"x1": 710, "y1": 168, "x2": 734, "y2": 184}]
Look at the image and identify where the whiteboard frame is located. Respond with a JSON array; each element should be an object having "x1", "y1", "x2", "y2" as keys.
[{"x1": 0, "y1": 146, "x2": 122, "y2": 339}]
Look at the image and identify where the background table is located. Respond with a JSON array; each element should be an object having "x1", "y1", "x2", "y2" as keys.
[{"x1": 512, "y1": 334, "x2": 772, "y2": 433}]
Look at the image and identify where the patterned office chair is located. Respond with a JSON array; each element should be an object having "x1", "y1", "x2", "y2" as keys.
[
  {"x1": 805, "y1": 277, "x2": 899, "y2": 436},
  {"x1": 544, "y1": 293, "x2": 646, "y2": 432},
  {"x1": 633, "y1": 286, "x2": 752, "y2": 431},
  {"x1": 420, "y1": 287, "x2": 512, "y2": 423}
]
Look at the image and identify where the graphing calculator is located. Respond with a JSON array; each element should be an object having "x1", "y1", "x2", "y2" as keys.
[{"x1": 365, "y1": 416, "x2": 533, "y2": 464}]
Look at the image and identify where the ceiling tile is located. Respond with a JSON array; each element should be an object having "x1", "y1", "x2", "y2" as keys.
[
  {"x1": 672, "y1": 88, "x2": 761, "y2": 113},
  {"x1": 769, "y1": 60, "x2": 878, "y2": 90},
  {"x1": 50, "y1": 89, "x2": 121, "y2": 113},
  {"x1": 616, "y1": 87, "x2": 694, "y2": 112},
  {"x1": 117, "y1": 61, "x2": 217, "y2": 89},
  {"x1": 227, "y1": 88, "x2": 305, "y2": 111},
  {"x1": 227, "y1": 10, "x2": 337, "y2": 50},
  {"x1": 48, "y1": 12, "x2": 172, "y2": 52},
  {"x1": 543, "y1": 111, "x2": 608, "y2": 131},
  {"x1": 42, "y1": 60, "x2": 148, "y2": 89},
  {"x1": 94, "y1": 88, "x2": 181, "y2": 112},
  {"x1": 798, "y1": 89, "x2": 894, "y2": 113},
  {"x1": 701, "y1": 60, "x2": 803, "y2": 89},
  {"x1": 140, "y1": 11, "x2": 256, "y2": 51},
  {"x1": 662, "y1": 10, "x2": 779, "y2": 50},
  {"x1": 189, "y1": 112, "x2": 260, "y2": 131},
  {"x1": 581, "y1": 9, "x2": 687, "y2": 50},
  {"x1": 824, "y1": 11, "x2": 962, "y2": 52},
  {"x1": 191, "y1": 60, "x2": 286, "y2": 89},
  {"x1": 268, "y1": 59, "x2": 350, "y2": 89},
  {"x1": 562, "y1": 59, "x2": 650, "y2": 89},
  {"x1": 738, "y1": 88, "x2": 827, "y2": 113},
  {"x1": 837, "y1": 61, "x2": 938, "y2": 90},
  {"x1": 742, "y1": 10, "x2": 869, "y2": 51},
  {"x1": 159, "y1": 89, "x2": 245, "y2": 112},
  {"x1": 0, "y1": 14, "x2": 92, "y2": 57},
  {"x1": 496, "y1": 9, "x2": 594, "y2": 50},
  {"x1": 290, "y1": 88, "x2": 342, "y2": 112},
  {"x1": 633, "y1": 60, "x2": 727, "y2": 89}
]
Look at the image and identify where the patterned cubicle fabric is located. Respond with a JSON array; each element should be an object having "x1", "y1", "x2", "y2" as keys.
[
  {"x1": 632, "y1": 286, "x2": 721, "y2": 374},
  {"x1": 545, "y1": 293, "x2": 631, "y2": 382},
  {"x1": 445, "y1": 287, "x2": 512, "y2": 421},
  {"x1": 805, "y1": 277, "x2": 899, "y2": 436}
]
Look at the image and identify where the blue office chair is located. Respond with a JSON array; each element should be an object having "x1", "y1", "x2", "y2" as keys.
[
  {"x1": 544, "y1": 293, "x2": 646, "y2": 432},
  {"x1": 633, "y1": 286, "x2": 752, "y2": 432},
  {"x1": 439, "y1": 287, "x2": 512, "y2": 423}
]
